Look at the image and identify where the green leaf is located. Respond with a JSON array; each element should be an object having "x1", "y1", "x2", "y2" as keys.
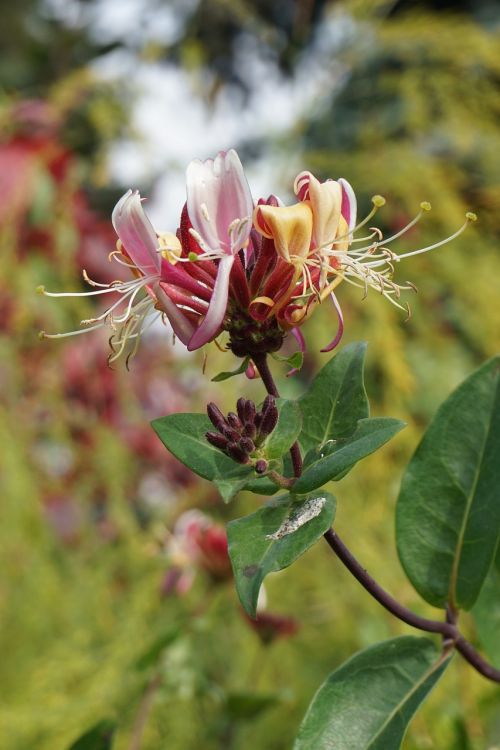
[
  {"x1": 67, "y1": 720, "x2": 116, "y2": 750},
  {"x1": 227, "y1": 491, "x2": 335, "y2": 617},
  {"x1": 152, "y1": 413, "x2": 254, "y2": 502},
  {"x1": 264, "y1": 399, "x2": 302, "y2": 460},
  {"x1": 211, "y1": 357, "x2": 250, "y2": 382},
  {"x1": 396, "y1": 356, "x2": 500, "y2": 610},
  {"x1": 472, "y1": 549, "x2": 500, "y2": 669},
  {"x1": 294, "y1": 418, "x2": 405, "y2": 494},
  {"x1": 294, "y1": 637, "x2": 451, "y2": 750},
  {"x1": 299, "y1": 342, "x2": 369, "y2": 453},
  {"x1": 242, "y1": 475, "x2": 280, "y2": 496},
  {"x1": 271, "y1": 350, "x2": 304, "y2": 373}
]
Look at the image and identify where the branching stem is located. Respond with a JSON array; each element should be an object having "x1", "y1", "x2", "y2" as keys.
[{"x1": 252, "y1": 353, "x2": 500, "y2": 684}]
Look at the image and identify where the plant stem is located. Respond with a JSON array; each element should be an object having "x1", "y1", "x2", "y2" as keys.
[
  {"x1": 253, "y1": 353, "x2": 303, "y2": 477},
  {"x1": 252, "y1": 353, "x2": 500, "y2": 684},
  {"x1": 323, "y1": 529, "x2": 455, "y2": 637}
]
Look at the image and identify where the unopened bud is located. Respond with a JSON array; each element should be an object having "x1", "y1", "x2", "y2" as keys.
[
  {"x1": 255, "y1": 459, "x2": 268, "y2": 474},
  {"x1": 259, "y1": 404, "x2": 278, "y2": 438},
  {"x1": 244, "y1": 400, "x2": 256, "y2": 424},
  {"x1": 262, "y1": 395, "x2": 275, "y2": 413},
  {"x1": 236, "y1": 398, "x2": 247, "y2": 423},
  {"x1": 206, "y1": 431, "x2": 229, "y2": 451},
  {"x1": 207, "y1": 403, "x2": 227, "y2": 431},
  {"x1": 227, "y1": 412, "x2": 243, "y2": 431},
  {"x1": 226, "y1": 443, "x2": 249, "y2": 464},
  {"x1": 239, "y1": 437, "x2": 255, "y2": 454},
  {"x1": 221, "y1": 425, "x2": 241, "y2": 442},
  {"x1": 242, "y1": 422, "x2": 257, "y2": 439}
]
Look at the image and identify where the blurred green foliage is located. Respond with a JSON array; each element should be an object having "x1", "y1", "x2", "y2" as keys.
[{"x1": 1, "y1": 1, "x2": 500, "y2": 748}]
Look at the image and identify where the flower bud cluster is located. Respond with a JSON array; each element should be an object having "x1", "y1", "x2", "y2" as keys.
[{"x1": 205, "y1": 396, "x2": 278, "y2": 470}]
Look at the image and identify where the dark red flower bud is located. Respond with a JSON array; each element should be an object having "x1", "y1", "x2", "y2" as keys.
[
  {"x1": 262, "y1": 395, "x2": 275, "y2": 413},
  {"x1": 244, "y1": 400, "x2": 256, "y2": 424},
  {"x1": 226, "y1": 442, "x2": 249, "y2": 464},
  {"x1": 221, "y1": 425, "x2": 241, "y2": 442},
  {"x1": 207, "y1": 402, "x2": 227, "y2": 431},
  {"x1": 239, "y1": 437, "x2": 255, "y2": 454},
  {"x1": 206, "y1": 431, "x2": 229, "y2": 451},
  {"x1": 227, "y1": 412, "x2": 243, "y2": 431},
  {"x1": 242, "y1": 422, "x2": 257, "y2": 439},
  {"x1": 236, "y1": 397, "x2": 247, "y2": 423},
  {"x1": 255, "y1": 459, "x2": 268, "y2": 474},
  {"x1": 259, "y1": 403, "x2": 278, "y2": 437}
]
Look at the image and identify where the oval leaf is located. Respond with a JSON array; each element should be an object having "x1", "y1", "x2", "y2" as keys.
[
  {"x1": 294, "y1": 637, "x2": 451, "y2": 750},
  {"x1": 264, "y1": 399, "x2": 302, "y2": 460},
  {"x1": 152, "y1": 413, "x2": 254, "y2": 502},
  {"x1": 227, "y1": 492, "x2": 336, "y2": 617},
  {"x1": 294, "y1": 418, "x2": 405, "y2": 494},
  {"x1": 299, "y1": 342, "x2": 369, "y2": 453},
  {"x1": 396, "y1": 356, "x2": 500, "y2": 610}
]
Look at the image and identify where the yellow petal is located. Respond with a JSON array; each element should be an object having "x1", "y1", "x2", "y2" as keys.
[
  {"x1": 253, "y1": 202, "x2": 313, "y2": 263},
  {"x1": 332, "y1": 215, "x2": 350, "y2": 253},
  {"x1": 307, "y1": 176, "x2": 342, "y2": 250}
]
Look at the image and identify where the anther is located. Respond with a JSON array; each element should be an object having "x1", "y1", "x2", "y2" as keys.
[
  {"x1": 466, "y1": 212, "x2": 477, "y2": 222},
  {"x1": 420, "y1": 201, "x2": 432, "y2": 212},
  {"x1": 372, "y1": 195, "x2": 386, "y2": 207}
]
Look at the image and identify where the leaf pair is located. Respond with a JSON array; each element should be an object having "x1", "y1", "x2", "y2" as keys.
[{"x1": 152, "y1": 343, "x2": 405, "y2": 501}]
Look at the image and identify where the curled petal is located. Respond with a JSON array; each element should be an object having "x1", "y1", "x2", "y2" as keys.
[
  {"x1": 186, "y1": 150, "x2": 254, "y2": 256},
  {"x1": 112, "y1": 190, "x2": 160, "y2": 274},
  {"x1": 307, "y1": 175, "x2": 342, "y2": 250},
  {"x1": 293, "y1": 171, "x2": 312, "y2": 202},
  {"x1": 320, "y1": 292, "x2": 344, "y2": 353},
  {"x1": 187, "y1": 255, "x2": 234, "y2": 350},
  {"x1": 253, "y1": 202, "x2": 313, "y2": 263},
  {"x1": 339, "y1": 178, "x2": 357, "y2": 233}
]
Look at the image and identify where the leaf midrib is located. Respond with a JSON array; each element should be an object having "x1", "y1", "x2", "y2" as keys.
[
  {"x1": 364, "y1": 651, "x2": 450, "y2": 749},
  {"x1": 448, "y1": 378, "x2": 498, "y2": 608}
]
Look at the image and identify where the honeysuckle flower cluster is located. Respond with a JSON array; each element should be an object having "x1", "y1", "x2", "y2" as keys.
[
  {"x1": 39, "y1": 148, "x2": 476, "y2": 365},
  {"x1": 205, "y1": 396, "x2": 278, "y2": 471}
]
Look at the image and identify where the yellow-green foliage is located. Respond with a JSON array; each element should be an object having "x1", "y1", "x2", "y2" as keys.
[{"x1": 1, "y1": 4, "x2": 500, "y2": 749}]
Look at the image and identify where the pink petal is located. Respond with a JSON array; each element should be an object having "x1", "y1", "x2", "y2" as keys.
[
  {"x1": 187, "y1": 255, "x2": 234, "y2": 351},
  {"x1": 291, "y1": 326, "x2": 306, "y2": 354},
  {"x1": 320, "y1": 292, "x2": 344, "y2": 353},
  {"x1": 186, "y1": 150, "x2": 253, "y2": 256},
  {"x1": 338, "y1": 178, "x2": 357, "y2": 233},
  {"x1": 112, "y1": 190, "x2": 160, "y2": 274},
  {"x1": 293, "y1": 171, "x2": 312, "y2": 201},
  {"x1": 154, "y1": 282, "x2": 196, "y2": 346}
]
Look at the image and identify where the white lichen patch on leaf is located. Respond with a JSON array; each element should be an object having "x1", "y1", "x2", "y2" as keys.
[{"x1": 266, "y1": 497, "x2": 327, "y2": 541}]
